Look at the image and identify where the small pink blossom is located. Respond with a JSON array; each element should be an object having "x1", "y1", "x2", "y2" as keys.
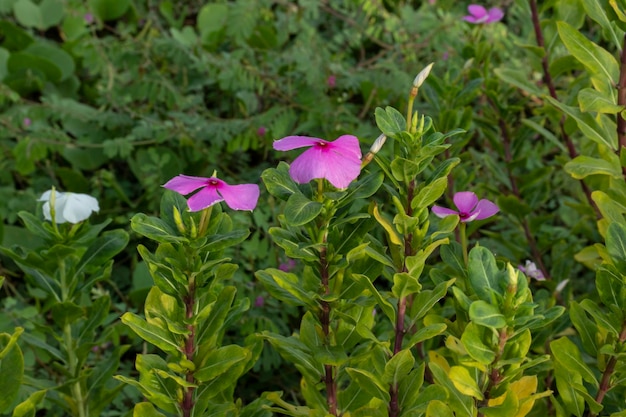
[
  {"x1": 254, "y1": 296, "x2": 265, "y2": 307},
  {"x1": 327, "y1": 75, "x2": 336, "y2": 88},
  {"x1": 23, "y1": 117, "x2": 31, "y2": 127},
  {"x1": 432, "y1": 191, "x2": 499, "y2": 222},
  {"x1": 273, "y1": 135, "x2": 362, "y2": 189},
  {"x1": 279, "y1": 258, "x2": 297, "y2": 272},
  {"x1": 84, "y1": 13, "x2": 94, "y2": 24},
  {"x1": 463, "y1": 4, "x2": 504, "y2": 24},
  {"x1": 163, "y1": 174, "x2": 260, "y2": 212},
  {"x1": 257, "y1": 126, "x2": 267, "y2": 136}
]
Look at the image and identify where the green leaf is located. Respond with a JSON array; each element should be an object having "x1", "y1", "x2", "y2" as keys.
[
  {"x1": 578, "y1": 88, "x2": 623, "y2": 114},
  {"x1": 580, "y1": 298, "x2": 622, "y2": 336},
  {"x1": 469, "y1": 300, "x2": 506, "y2": 329},
  {"x1": 352, "y1": 274, "x2": 396, "y2": 323},
  {"x1": 392, "y1": 272, "x2": 421, "y2": 300},
  {"x1": 0, "y1": 332, "x2": 24, "y2": 413},
  {"x1": 346, "y1": 368, "x2": 391, "y2": 402},
  {"x1": 255, "y1": 268, "x2": 317, "y2": 308},
  {"x1": 426, "y1": 400, "x2": 454, "y2": 417},
  {"x1": 383, "y1": 349, "x2": 415, "y2": 387},
  {"x1": 375, "y1": 106, "x2": 406, "y2": 137},
  {"x1": 582, "y1": 0, "x2": 621, "y2": 51},
  {"x1": 606, "y1": 222, "x2": 626, "y2": 270},
  {"x1": 261, "y1": 162, "x2": 301, "y2": 201},
  {"x1": 569, "y1": 301, "x2": 598, "y2": 357},
  {"x1": 75, "y1": 229, "x2": 129, "y2": 278},
  {"x1": 51, "y1": 301, "x2": 84, "y2": 327},
  {"x1": 565, "y1": 155, "x2": 622, "y2": 179},
  {"x1": 546, "y1": 97, "x2": 617, "y2": 150},
  {"x1": 429, "y1": 361, "x2": 474, "y2": 416},
  {"x1": 89, "y1": 0, "x2": 130, "y2": 21},
  {"x1": 412, "y1": 177, "x2": 448, "y2": 209},
  {"x1": 261, "y1": 332, "x2": 322, "y2": 382},
  {"x1": 121, "y1": 312, "x2": 181, "y2": 355},
  {"x1": 197, "y1": 3, "x2": 228, "y2": 43},
  {"x1": 449, "y1": 366, "x2": 483, "y2": 400},
  {"x1": 495, "y1": 67, "x2": 544, "y2": 96},
  {"x1": 283, "y1": 193, "x2": 322, "y2": 226},
  {"x1": 194, "y1": 345, "x2": 249, "y2": 382},
  {"x1": 404, "y1": 323, "x2": 447, "y2": 350},
  {"x1": 12, "y1": 390, "x2": 46, "y2": 417},
  {"x1": 551, "y1": 337, "x2": 598, "y2": 388},
  {"x1": 557, "y1": 21, "x2": 619, "y2": 95},
  {"x1": 468, "y1": 247, "x2": 500, "y2": 302},
  {"x1": 204, "y1": 229, "x2": 249, "y2": 252},
  {"x1": 461, "y1": 322, "x2": 496, "y2": 364},
  {"x1": 131, "y1": 214, "x2": 187, "y2": 244},
  {"x1": 132, "y1": 402, "x2": 167, "y2": 417}
]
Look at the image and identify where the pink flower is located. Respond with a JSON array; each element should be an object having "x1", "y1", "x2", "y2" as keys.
[
  {"x1": 327, "y1": 75, "x2": 336, "y2": 88},
  {"x1": 273, "y1": 135, "x2": 362, "y2": 189},
  {"x1": 84, "y1": 13, "x2": 94, "y2": 24},
  {"x1": 432, "y1": 191, "x2": 499, "y2": 222},
  {"x1": 257, "y1": 126, "x2": 267, "y2": 136},
  {"x1": 254, "y1": 296, "x2": 265, "y2": 307},
  {"x1": 278, "y1": 258, "x2": 297, "y2": 272},
  {"x1": 163, "y1": 174, "x2": 260, "y2": 212},
  {"x1": 463, "y1": 4, "x2": 504, "y2": 24},
  {"x1": 23, "y1": 117, "x2": 31, "y2": 127}
]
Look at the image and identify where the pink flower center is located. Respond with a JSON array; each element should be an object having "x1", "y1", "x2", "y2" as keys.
[
  {"x1": 459, "y1": 211, "x2": 469, "y2": 219},
  {"x1": 208, "y1": 179, "x2": 220, "y2": 186},
  {"x1": 315, "y1": 141, "x2": 328, "y2": 149}
]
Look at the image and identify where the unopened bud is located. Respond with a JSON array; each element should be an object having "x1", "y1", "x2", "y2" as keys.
[
  {"x1": 369, "y1": 134, "x2": 386, "y2": 154},
  {"x1": 413, "y1": 62, "x2": 434, "y2": 89},
  {"x1": 172, "y1": 206, "x2": 186, "y2": 235}
]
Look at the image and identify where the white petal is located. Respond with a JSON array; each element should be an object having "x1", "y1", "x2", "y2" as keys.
[{"x1": 61, "y1": 193, "x2": 99, "y2": 223}]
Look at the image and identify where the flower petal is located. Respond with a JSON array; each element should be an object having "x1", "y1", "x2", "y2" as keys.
[
  {"x1": 217, "y1": 182, "x2": 260, "y2": 211},
  {"x1": 472, "y1": 199, "x2": 499, "y2": 220},
  {"x1": 431, "y1": 206, "x2": 459, "y2": 218},
  {"x1": 487, "y1": 7, "x2": 504, "y2": 23},
  {"x1": 186, "y1": 186, "x2": 223, "y2": 211},
  {"x1": 273, "y1": 136, "x2": 325, "y2": 151},
  {"x1": 330, "y1": 135, "x2": 362, "y2": 160},
  {"x1": 467, "y1": 4, "x2": 488, "y2": 18},
  {"x1": 289, "y1": 145, "x2": 361, "y2": 189},
  {"x1": 453, "y1": 191, "x2": 478, "y2": 214},
  {"x1": 163, "y1": 175, "x2": 210, "y2": 195},
  {"x1": 61, "y1": 193, "x2": 99, "y2": 223}
]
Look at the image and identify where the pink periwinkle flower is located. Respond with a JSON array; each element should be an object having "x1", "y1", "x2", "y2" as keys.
[
  {"x1": 257, "y1": 126, "x2": 267, "y2": 137},
  {"x1": 23, "y1": 117, "x2": 31, "y2": 127},
  {"x1": 254, "y1": 295, "x2": 265, "y2": 308},
  {"x1": 273, "y1": 135, "x2": 362, "y2": 189},
  {"x1": 327, "y1": 75, "x2": 336, "y2": 88},
  {"x1": 463, "y1": 4, "x2": 504, "y2": 24},
  {"x1": 278, "y1": 258, "x2": 297, "y2": 272},
  {"x1": 518, "y1": 260, "x2": 545, "y2": 281},
  {"x1": 432, "y1": 191, "x2": 499, "y2": 222},
  {"x1": 84, "y1": 13, "x2": 94, "y2": 24},
  {"x1": 163, "y1": 174, "x2": 260, "y2": 212}
]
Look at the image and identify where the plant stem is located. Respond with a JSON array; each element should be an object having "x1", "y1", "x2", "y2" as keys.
[
  {"x1": 616, "y1": 34, "x2": 626, "y2": 177},
  {"x1": 528, "y1": 0, "x2": 600, "y2": 218},
  {"x1": 182, "y1": 277, "x2": 196, "y2": 417},
  {"x1": 478, "y1": 328, "x2": 508, "y2": 417},
  {"x1": 588, "y1": 323, "x2": 626, "y2": 417},
  {"x1": 460, "y1": 221, "x2": 468, "y2": 266},
  {"x1": 64, "y1": 323, "x2": 88, "y2": 417},
  {"x1": 319, "y1": 243, "x2": 337, "y2": 416}
]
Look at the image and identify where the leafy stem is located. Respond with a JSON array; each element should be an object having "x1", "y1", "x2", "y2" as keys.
[
  {"x1": 64, "y1": 323, "x2": 88, "y2": 417},
  {"x1": 588, "y1": 323, "x2": 626, "y2": 417}
]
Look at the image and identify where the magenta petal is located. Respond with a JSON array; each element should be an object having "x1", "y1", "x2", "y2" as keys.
[
  {"x1": 472, "y1": 199, "x2": 499, "y2": 220},
  {"x1": 330, "y1": 135, "x2": 362, "y2": 160},
  {"x1": 467, "y1": 4, "x2": 488, "y2": 18},
  {"x1": 289, "y1": 145, "x2": 361, "y2": 189},
  {"x1": 273, "y1": 136, "x2": 325, "y2": 151},
  {"x1": 186, "y1": 186, "x2": 223, "y2": 211},
  {"x1": 217, "y1": 183, "x2": 260, "y2": 211},
  {"x1": 487, "y1": 7, "x2": 504, "y2": 22},
  {"x1": 453, "y1": 192, "x2": 478, "y2": 214},
  {"x1": 463, "y1": 16, "x2": 482, "y2": 23},
  {"x1": 163, "y1": 175, "x2": 209, "y2": 195},
  {"x1": 431, "y1": 206, "x2": 459, "y2": 218}
]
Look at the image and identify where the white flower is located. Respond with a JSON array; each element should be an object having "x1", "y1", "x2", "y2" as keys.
[
  {"x1": 38, "y1": 190, "x2": 99, "y2": 224},
  {"x1": 518, "y1": 260, "x2": 545, "y2": 281}
]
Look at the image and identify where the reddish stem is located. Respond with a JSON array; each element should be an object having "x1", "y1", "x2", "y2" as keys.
[
  {"x1": 182, "y1": 282, "x2": 196, "y2": 417},
  {"x1": 588, "y1": 324, "x2": 626, "y2": 417},
  {"x1": 617, "y1": 34, "x2": 626, "y2": 177},
  {"x1": 319, "y1": 245, "x2": 337, "y2": 415}
]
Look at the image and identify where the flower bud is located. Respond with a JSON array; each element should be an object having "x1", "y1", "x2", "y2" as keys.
[
  {"x1": 172, "y1": 206, "x2": 186, "y2": 235},
  {"x1": 413, "y1": 62, "x2": 434, "y2": 89},
  {"x1": 369, "y1": 134, "x2": 386, "y2": 154}
]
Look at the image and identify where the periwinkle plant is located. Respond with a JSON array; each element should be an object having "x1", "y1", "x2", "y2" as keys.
[
  {"x1": 0, "y1": 189, "x2": 129, "y2": 417},
  {"x1": 118, "y1": 181, "x2": 268, "y2": 416}
]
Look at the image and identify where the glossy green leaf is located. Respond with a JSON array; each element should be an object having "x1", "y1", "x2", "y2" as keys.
[
  {"x1": 469, "y1": 300, "x2": 506, "y2": 329},
  {"x1": 284, "y1": 193, "x2": 322, "y2": 226},
  {"x1": 51, "y1": 301, "x2": 84, "y2": 327},
  {"x1": 0, "y1": 332, "x2": 24, "y2": 412},
  {"x1": 461, "y1": 322, "x2": 496, "y2": 364},
  {"x1": 132, "y1": 402, "x2": 167, "y2": 417},
  {"x1": 346, "y1": 368, "x2": 391, "y2": 402},
  {"x1": 12, "y1": 390, "x2": 46, "y2": 417},
  {"x1": 375, "y1": 106, "x2": 406, "y2": 137},
  {"x1": 565, "y1": 155, "x2": 622, "y2": 179},
  {"x1": 89, "y1": 0, "x2": 130, "y2": 21},
  {"x1": 121, "y1": 312, "x2": 181, "y2": 355},
  {"x1": 261, "y1": 162, "x2": 301, "y2": 201},
  {"x1": 131, "y1": 214, "x2": 188, "y2": 244},
  {"x1": 195, "y1": 345, "x2": 249, "y2": 382},
  {"x1": 468, "y1": 246, "x2": 500, "y2": 302},
  {"x1": 606, "y1": 222, "x2": 626, "y2": 270},
  {"x1": 255, "y1": 268, "x2": 317, "y2": 308},
  {"x1": 551, "y1": 337, "x2": 598, "y2": 388},
  {"x1": 383, "y1": 349, "x2": 415, "y2": 387},
  {"x1": 425, "y1": 400, "x2": 454, "y2": 417},
  {"x1": 578, "y1": 88, "x2": 622, "y2": 114}
]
